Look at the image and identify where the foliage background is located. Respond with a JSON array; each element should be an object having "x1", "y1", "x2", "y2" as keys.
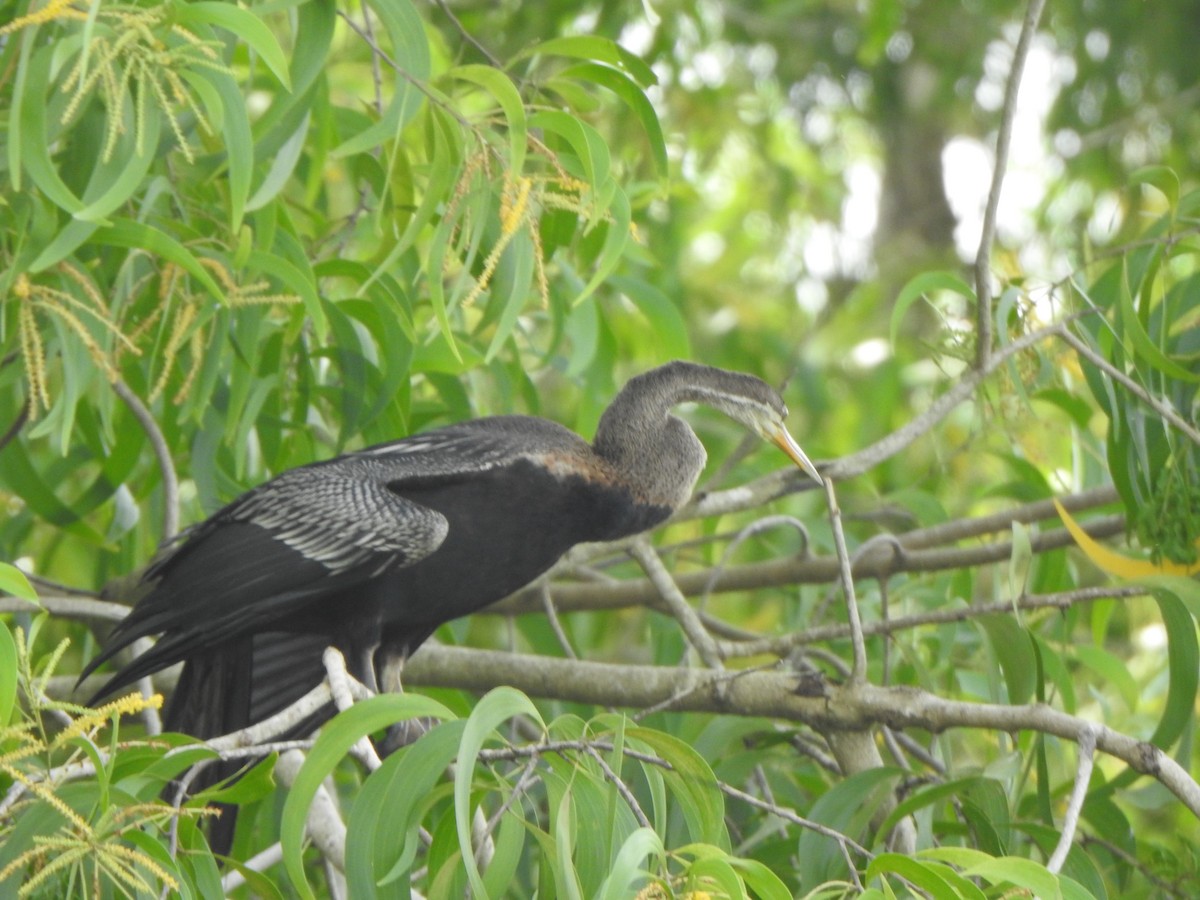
[{"x1": 1, "y1": 0, "x2": 1199, "y2": 896}]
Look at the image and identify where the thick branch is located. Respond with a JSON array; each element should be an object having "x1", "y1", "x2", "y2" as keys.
[{"x1": 402, "y1": 645, "x2": 1200, "y2": 819}]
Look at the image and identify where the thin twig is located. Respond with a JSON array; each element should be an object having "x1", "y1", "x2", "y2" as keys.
[
  {"x1": 584, "y1": 744, "x2": 651, "y2": 829},
  {"x1": 0, "y1": 399, "x2": 29, "y2": 454},
  {"x1": 430, "y1": 0, "x2": 503, "y2": 68},
  {"x1": 538, "y1": 582, "x2": 577, "y2": 660},
  {"x1": 477, "y1": 736, "x2": 873, "y2": 861},
  {"x1": 974, "y1": 0, "x2": 1047, "y2": 369},
  {"x1": 1048, "y1": 725, "x2": 1097, "y2": 873},
  {"x1": 113, "y1": 379, "x2": 179, "y2": 540},
  {"x1": 629, "y1": 538, "x2": 723, "y2": 669},
  {"x1": 698, "y1": 514, "x2": 811, "y2": 608},
  {"x1": 1058, "y1": 326, "x2": 1200, "y2": 447},
  {"x1": 717, "y1": 780, "x2": 871, "y2": 886},
  {"x1": 362, "y1": 4, "x2": 383, "y2": 115},
  {"x1": 498, "y1": 512, "x2": 1128, "y2": 619},
  {"x1": 823, "y1": 478, "x2": 867, "y2": 681},
  {"x1": 336, "y1": 10, "x2": 477, "y2": 136}
]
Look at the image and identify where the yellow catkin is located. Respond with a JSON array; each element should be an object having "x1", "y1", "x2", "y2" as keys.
[
  {"x1": 31, "y1": 300, "x2": 119, "y2": 381},
  {"x1": 54, "y1": 693, "x2": 163, "y2": 746},
  {"x1": 529, "y1": 215, "x2": 550, "y2": 308},
  {"x1": 172, "y1": 326, "x2": 205, "y2": 404},
  {"x1": 151, "y1": 301, "x2": 196, "y2": 402},
  {"x1": 500, "y1": 176, "x2": 533, "y2": 235},
  {"x1": 18, "y1": 301, "x2": 51, "y2": 414},
  {"x1": 99, "y1": 843, "x2": 179, "y2": 892},
  {"x1": 24, "y1": 779, "x2": 91, "y2": 832},
  {"x1": 0, "y1": 0, "x2": 77, "y2": 35},
  {"x1": 7, "y1": 845, "x2": 89, "y2": 896},
  {"x1": 199, "y1": 257, "x2": 238, "y2": 291}
]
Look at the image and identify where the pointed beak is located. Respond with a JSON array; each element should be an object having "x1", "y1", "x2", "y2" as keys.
[{"x1": 768, "y1": 424, "x2": 823, "y2": 483}]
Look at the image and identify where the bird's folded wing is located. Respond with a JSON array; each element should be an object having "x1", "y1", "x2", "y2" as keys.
[{"x1": 83, "y1": 477, "x2": 449, "y2": 685}]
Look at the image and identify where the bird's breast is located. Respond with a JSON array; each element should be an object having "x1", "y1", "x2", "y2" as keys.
[{"x1": 383, "y1": 457, "x2": 670, "y2": 627}]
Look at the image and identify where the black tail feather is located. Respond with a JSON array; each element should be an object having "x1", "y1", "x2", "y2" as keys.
[{"x1": 164, "y1": 639, "x2": 254, "y2": 857}]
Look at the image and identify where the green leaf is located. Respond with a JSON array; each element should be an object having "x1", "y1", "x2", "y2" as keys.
[
  {"x1": 72, "y1": 102, "x2": 161, "y2": 223},
  {"x1": 281, "y1": 693, "x2": 456, "y2": 899},
  {"x1": 978, "y1": 615, "x2": 1036, "y2": 705},
  {"x1": 484, "y1": 228, "x2": 536, "y2": 362},
  {"x1": 1008, "y1": 519, "x2": 1033, "y2": 604},
  {"x1": 246, "y1": 248, "x2": 323, "y2": 336},
  {"x1": 1032, "y1": 388, "x2": 1095, "y2": 430},
  {"x1": 250, "y1": 0, "x2": 333, "y2": 147},
  {"x1": 0, "y1": 442, "x2": 105, "y2": 542},
  {"x1": 1073, "y1": 644, "x2": 1140, "y2": 712},
  {"x1": 626, "y1": 727, "x2": 727, "y2": 849},
  {"x1": 481, "y1": 809, "x2": 527, "y2": 898},
  {"x1": 867, "y1": 853, "x2": 980, "y2": 900},
  {"x1": 557, "y1": 63, "x2": 667, "y2": 175},
  {"x1": 192, "y1": 66, "x2": 254, "y2": 232},
  {"x1": 1130, "y1": 165, "x2": 1180, "y2": 213},
  {"x1": 1149, "y1": 590, "x2": 1199, "y2": 749},
  {"x1": 607, "y1": 275, "x2": 690, "y2": 359},
  {"x1": 576, "y1": 184, "x2": 631, "y2": 304},
  {"x1": 86, "y1": 219, "x2": 225, "y2": 299},
  {"x1": 528, "y1": 110, "x2": 611, "y2": 199},
  {"x1": 727, "y1": 857, "x2": 794, "y2": 900},
  {"x1": 455, "y1": 687, "x2": 546, "y2": 898},
  {"x1": 16, "y1": 44, "x2": 84, "y2": 214},
  {"x1": 595, "y1": 827, "x2": 662, "y2": 900},
  {"x1": 797, "y1": 767, "x2": 901, "y2": 884},
  {"x1": 0, "y1": 563, "x2": 37, "y2": 602},
  {"x1": 514, "y1": 35, "x2": 657, "y2": 88},
  {"x1": 1116, "y1": 260, "x2": 1198, "y2": 382},
  {"x1": 0, "y1": 622, "x2": 17, "y2": 726},
  {"x1": 878, "y1": 777, "x2": 1008, "y2": 851},
  {"x1": 181, "y1": 2, "x2": 293, "y2": 90},
  {"x1": 247, "y1": 112, "x2": 310, "y2": 213},
  {"x1": 965, "y1": 855, "x2": 1063, "y2": 899},
  {"x1": 890, "y1": 271, "x2": 975, "y2": 347},
  {"x1": 449, "y1": 65, "x2": 527, "y2": 175},
  {"x1": 348, "y1": 720, "x2": 467, "y2": 897}
]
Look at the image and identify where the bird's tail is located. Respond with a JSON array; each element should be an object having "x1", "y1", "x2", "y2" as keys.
[
  {"x1": 163, "y1": 639, "x2": 254, "y2": 857},
  {"x1": 165, "y1": 631, "x2": 339, "y2": 856},
  {"x1": 164, "y1": 641, "x2": 252, "y2": 738}
]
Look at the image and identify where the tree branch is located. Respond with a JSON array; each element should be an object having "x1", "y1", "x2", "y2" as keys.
[
  {"x1": 974, "y1": 0, "x2": 1047, "y2": 368},
  {"x1": 495, "y1": 511, "x2": 1126, "y2": 617},
  {"x1": 630, "y1": 538, "x2": 723, "y2": 668},
  {"x1": 1058, "y1": 326, "x2": 1200, "y2": 448},
  {"x1": 823, "y1": 477, "x2": 867, "y2": 681},
  {"x1": 112, "y1": 379, "x2": 179, "y2": 540},
  {"x1": 401, "y1": 645, "x2": 1200, "y2": 820},
  {"x1": 1048, "y1": 725, "x2": 1097, "y2": 873}
]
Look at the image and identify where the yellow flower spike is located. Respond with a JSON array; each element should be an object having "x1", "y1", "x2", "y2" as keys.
[
  {"x1": 1055, "y1": 498, "x2": 1200, "y2": 577},
  {"x1": 54, "y1": 692, "x2": 163, "y2": 747},
  {"x1": 0, "y1": 0, "x2": 75, "y2": 35},
  {"x1": 501, "y1": 177, "x2": 533, "y2": 235}
]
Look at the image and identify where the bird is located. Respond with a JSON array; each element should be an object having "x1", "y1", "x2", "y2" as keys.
[{"x1": 83, "y1": 361, "x2": 821, "y2": 744}]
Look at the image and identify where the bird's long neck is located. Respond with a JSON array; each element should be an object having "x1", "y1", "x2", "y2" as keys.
[{"x1": 591, "y1": 362, "x2": 720, "y2": 509}]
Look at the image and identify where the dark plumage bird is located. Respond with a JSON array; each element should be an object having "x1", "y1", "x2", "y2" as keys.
[{"x1": 84, "y1": 361, "x2": 821, "y2": 743}]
